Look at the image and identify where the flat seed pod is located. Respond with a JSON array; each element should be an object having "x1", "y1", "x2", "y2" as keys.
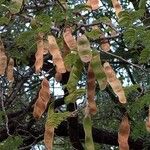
[
  {"x1": 47, "y1": 35, "x2": 66, "y2": 73},
  {"x1": 62, "y1": 41, "x2": 70, "y2": 58},
  {"x1": 0, "y1": 40, "x2": 7, "y2": 75},
  {"x1": 111, "y1": 0, "x2": 122, "y2": 17},
  {"x1": 44, "y1": 123, "x2": 54, "y2": 150},
  {"x1": 77, "y1": 35, "x2": 92, "y2": 63},
  {"x1": 44, "y1": 104, "x2": 55, "y2": 150},
  {"x1": 83, "y1": 107, "x2": 95, "y2": 150},
  {"x1": 63, "y1": 27, "x2": 77, "y2": 50},
  {"x1": 33, "y1": 78, "x2": 50, "y2": 119},
  {"x1": 87, "y1": 0, "x2": 100, "y2": 10},
  {"x1": 34, "y1": 33, "x2": 44, "y2": 73},
  {"x1": 91, "y1": 51, "x2": 107, "y2": 90},
  {"x1": 87, "y1": 64, "x2": 97, "y2": 115},
  {"x1": 55, "y1": 72, "x2": 62, "y2": 82},
  {"x1": 103, "y1": 62, "x2": 127, "y2": 104},
  {"x1": 43, "y1": 40, "x2": 50, "y2": 55},
  {"x1": 100, "y1": 35, "x2": 110, "y2": 52},
  {"x1": 6, "y1": 58, "x2": 14, "y2": 82},
  {"x1": 118, "y1": 115, "x2": 130, "y2": 150}
]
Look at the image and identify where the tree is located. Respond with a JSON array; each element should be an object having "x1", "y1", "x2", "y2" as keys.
[{"x1": 0, "y1": 0, "x2": 150, "y2": 149}]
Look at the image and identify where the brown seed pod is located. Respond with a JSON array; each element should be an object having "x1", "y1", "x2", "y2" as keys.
[
  {"x1": 0, "y1": 40, "x2": 7, "y2": 75},
  {"x1": 55, "y1": 72, "x2": 62, "y2": 82},
  {"x1": 103, "y1": 62, "x2": 127, "y2": 104},
  {"x1": 34, "y1": 32, "x2": 44, "y2": 73},
  {"x1": 6, "y1": 58, "x2": 14, "y2": 82},
  {"x1": 87, "y1": 0, "x2": 100, "y2": 10},
  {"x1": 47, "y1": 35, "x2": 66, "y2": 73},
  {"x1": 100, "y1": 34, "x2": 110, "y2": 52},
  {"x1": 43, "y1": 40, "x2": 50, "y2": 55},
  {"x1": 44, "y1": 123, "x2": 54, "y2": 150},
  {"x1": 87, "y1": 63, "x2": 97, "y2": 115},
  {"x1": 111, "y1": 0, "x2": 122, "y2": 17},
  {"x1": 63, "y1": 27, "x2": 77, "y2": 51},
  {"x1": 33, "y1": 78, "x2": 50, "y2": 119},
  {"x1": 118, "y1": 115, "x2": 130, "y2": 150}
]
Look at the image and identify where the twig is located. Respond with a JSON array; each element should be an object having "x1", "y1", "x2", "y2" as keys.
[
  {"x1": 0, "y1": 84, "x2": 11, "y2": 136},
  {"x1": 99, "y1": 49, "x2": 147, "y2": 71}
]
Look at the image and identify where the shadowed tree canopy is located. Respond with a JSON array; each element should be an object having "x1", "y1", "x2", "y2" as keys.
[{"x1": 0, "y1": 0, "x2": 150, "y2": 149}]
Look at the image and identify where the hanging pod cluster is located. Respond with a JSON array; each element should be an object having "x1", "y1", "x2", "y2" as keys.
[
  {"x1": 34, "y1": 33, "x2": 66, "y2": 80},
  {"x1": 0, "y1": 39, "x2": 14, "y2": 82},
  {"x1": 33, "y1": 78, "x2": 51, "y2": 120}
]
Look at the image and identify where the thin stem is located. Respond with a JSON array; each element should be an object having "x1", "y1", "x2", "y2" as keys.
[{"x1": 100, "y1": 50, "x2": 147, "y2": 71}]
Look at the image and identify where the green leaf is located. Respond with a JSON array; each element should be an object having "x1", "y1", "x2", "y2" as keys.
[
  {"x1": 46, "y1": 104, "x2": 70, "y2": 128},
  {"x1": 65, "y1": 88, "x2": 86, "y2": 104},
  {"x1": 8, "y1": 0, "x2": 23, "y2": 14},
  {"x1": 85, "y1": 28, "x2": 101, "y2": 40},
  {"x1": 0, "y1": 16, "x2": 10, "y2": 25},
  {"x1": 64, "y1": 52, "x2": 77, "y2": 69},
  {"x1": 129, "y1": 93, "x2": 150, "y2": 116},
  {"x1": 140, "y1": 49, "x2": 150, "y2": 63},
  {"x1": 15, "y1": 30, "x2": 35, "y2": 48},
  {"x1": 0, "y1": 136, "x2": 23, "y2": 150},
  {"x1": 139, "y1": 0, "x2": 147, "y2": 9},
  {"x1": 123, "y1": 28, "x2": 136, "y2": 47},
  {"x1": 66, "y1": 56, "x2": 83, "y2": 92},
  {"x1": 124, "y1": 84, "x2": 139, "y2": 97}
]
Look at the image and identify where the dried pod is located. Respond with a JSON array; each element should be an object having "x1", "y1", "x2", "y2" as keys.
[
  {"x1": 43, "y1": 40, "x2": 50, "y2": 55},
  {"x1": 6, "y1": 58, "x2": 14, "y2": 82},
  {"x1": 33, "y1": 78, "x2": 50, "y2": 119},
  {"x1": 100, "y1": 34, "x2": 110, "y2": 52},
  {"x1": 47, "y1": 35, "x2": 66, "y2": 73},
  {"x1": 63, "y1": 27, "x2": 77, "y2": 50},
  {"x1": 34, "y1": 33, "x2": 44, "y2": 73},
  {"x1": 91, "y1": 51, "x2": 107, "y2": 90},
  {"x1": 83, "y1": 107, "x2": 95, "y2": 150},
  {"x1": 62, "y1": 41, "x2": 70, "y2": 58},
  {"x1": 118, "y1": 115, "x2": 130, "y2": 150},
  {"x1": 44, "y1": 123, "x2": 54, "y2": 150},
  {"x1": 111, "y1": 0, "x2": 122, "y2": 17},
  {"x1": 77, "y1": 35, "x2": 92, "y2": 63},
  {"x1": 103, "y1": 62, "x2": 126, "y2": 104},
  {"x1": 0, "y1": 40, "x2": 7, "y2": 75},
  {"x1": 87, "y1": 64, "x2": 97, "y2": 115},
  {"x1": 87, "y1": 0, "x2": 100, "y2": 10},
  {"x1": 55, "y1": 72, "x2": 62, "y2": 82}
]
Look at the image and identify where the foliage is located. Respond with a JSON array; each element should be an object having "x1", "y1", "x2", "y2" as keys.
[
  {"x1": 0, "y1": 0, "x2": 150, "y2": 149},
  {"x1": 0, "y1": 136, "x2": 23, "y2": 150}
]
